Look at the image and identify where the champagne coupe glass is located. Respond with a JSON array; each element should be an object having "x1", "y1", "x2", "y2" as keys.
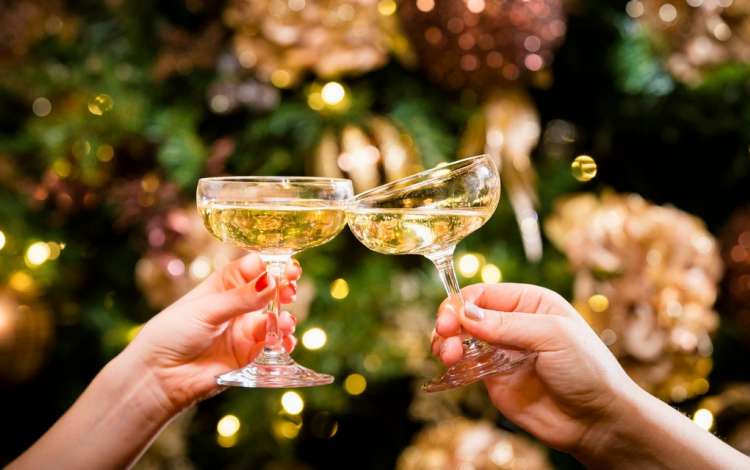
[
  {"x1": 347, "y1": 155, "x2": 534, "y2": 392},
  {"x1": 197, "y1": 176, "x2": 353, "y2": 388}
]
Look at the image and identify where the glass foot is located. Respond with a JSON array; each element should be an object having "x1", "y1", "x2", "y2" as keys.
[
  {"x1": 216, "y1": 352, "x2": 334, "y2": 388},
  {"x1": 422, "y1": 340, "x2": 536, "y2": 393}
]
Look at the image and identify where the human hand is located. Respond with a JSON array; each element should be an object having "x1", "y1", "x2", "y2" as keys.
[
  {"x1": 432, "y1": 283, "x2": 639, "y2": 457},
  {"x1": 125, "y1": 253, "x2": 300, "y2": 414}
]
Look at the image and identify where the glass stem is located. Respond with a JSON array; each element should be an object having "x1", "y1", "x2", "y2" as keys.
[
  {"x1": 258, "y1": 257, "x2": 291, "y2": 365},
  {"x1": 427, "y1": 247, "x2": 484, "y2": 355}
]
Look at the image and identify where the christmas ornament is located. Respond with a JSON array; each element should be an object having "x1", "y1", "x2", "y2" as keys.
[
  {"x1": 719, "y1": 206, "x2": 750, "y2": 338},
  {"x1": 460, "y1": 88, "x2": 543, "y2": 261},
  {"x1": 397, "y1": 418, "x2": 552, "y2": 470},
  {"x1": 629, "y1": 0, "x2": 750, "y2": 85},
  {"x1": 311, "y1": 115, "x2": 422, "y2": 192},
  {"x1": 398, "y1": 0, "x2": 566, "y2": 91},
  {"x1": 135, "y1": 206, "x2": 242, "y2": 310},
  {"x1": 546, "y1": 192, "x2": 722, "y2": 402},
  {"x1": 0, "y1": 289, "x2": 53, "y2": 384},
  {"x1": 224, "y1": 0, "x2": 411, "y2": 87}
]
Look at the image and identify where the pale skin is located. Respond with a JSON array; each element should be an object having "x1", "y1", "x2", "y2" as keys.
[
  {"x1": 10, "y1": 253, "x2": 300, "y2": 470},
  {"x1": 432, "y1": 283, "x2": 750, "y2": 469}
]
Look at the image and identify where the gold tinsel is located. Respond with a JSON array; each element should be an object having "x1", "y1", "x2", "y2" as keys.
[
  {"x1": 224, "y1": 0, "x2": 411, "y2": 87},
  {"x1": 397, "y1": 418, "x2": 552, "y2": 470},
  {"x1": 311, "y1": 115, "x2": 422, "y2": 193},
  {"x1": 633, "y1": 0, "x2": 750, "y2": 85},
  {"x1": 545, "y1": 192, "x2": 722, "y2": 402}
]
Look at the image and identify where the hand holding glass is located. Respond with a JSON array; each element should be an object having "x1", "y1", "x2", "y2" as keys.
[
  {"x1": 197, "y1": 177, "x2": 353, "y2": 388},
  {"x1": 348, "y1": 155, "x2": 534, "y2": 392}
]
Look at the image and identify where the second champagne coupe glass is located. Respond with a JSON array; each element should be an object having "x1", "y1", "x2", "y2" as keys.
[
  {"x1": 347, "y1": 155, "x2": 534, "y2": 392},
  {"x1": 197, "y1": 176, "x2": 353, "y2": 388}
]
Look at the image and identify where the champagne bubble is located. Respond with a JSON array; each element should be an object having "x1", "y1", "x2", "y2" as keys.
[{"x1": 571, "y1": 155, "x2": 597, "y2": 181}]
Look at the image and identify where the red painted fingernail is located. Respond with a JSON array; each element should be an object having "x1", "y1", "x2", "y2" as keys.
[{"x1": 255, "y1": 272, "x2": 269, "y2": 292}]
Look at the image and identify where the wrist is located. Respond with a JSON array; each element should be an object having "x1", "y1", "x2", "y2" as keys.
[{"x1": 573, "y1": 379, "x2": 658, "y2": 468}]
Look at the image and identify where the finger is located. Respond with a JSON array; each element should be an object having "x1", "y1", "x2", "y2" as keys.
[
  {"x1": 286, "y1": 259, "x2": 302, "y2": 282},
  {"x1": 278, "y1": 311, "x2": 296, "y2": 336},
  {"x1": 278, "y1": 281, "x2": 297, "y2": 305},
  {"x1": 461, "y1": 283, "x2": 579, "y2": 319},
  {"x1": 460, "y1": 302, "x2": 569, "y2": 352},
  {"x1": 431, "y1": 330, "x2": 444, "y2": 357},
  {"x1": 440, "y1": 336, "x2": 464, "y2": 366},
  {"x1": 283, "y1": 335, "x2": 297, "y2": 353},
  {"x1": 435, "y1": 298, "x2": 462, "y2": 338},
  {"x1": 193, "y1": 271, "x2": 275, "y2": 326},
  {"x1": 180, "y1": 253, "x2": 266, "y2": 303},
  {"x1": 238, "y1": 312, "x2": 267, "y2": 343}
]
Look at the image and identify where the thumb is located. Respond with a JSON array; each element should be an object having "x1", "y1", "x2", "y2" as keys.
[
  {"x1": 192, "y1": 271, "x2": 276, "y2": 326},
  {"x1": 460, "y1": 302, "x2": 568, "y2": 352}
]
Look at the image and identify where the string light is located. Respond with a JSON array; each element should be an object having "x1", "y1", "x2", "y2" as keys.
[
  {"x1": 189, "y1": 256, "x2": 212, "y2": 280},
  {"x1": 9, "y1": 271, "x2": 34, "y2": 293},
  {"x1": 377, "y1": 0, "x2": 397, "y2": 16},
  {"x1": 320, "y1": 81, "x2": 346, "y2": 106},
  {"x1": 88, "y1": 94, "x2": 113, "y2": 115},
  {"x1": 658, "y1": 3, "x2": 678, "y2": 22},
  {"x1": 270, "y1": 69, "x2": 292, "y2": 88},
  {"x1": 693, "y1": 408, "x2": 714, "y2": 431},
  {"x1": 481, "y1": 264, "x2": 502, "y2": 283},
  {"x1": 26, "y1": 242, "x2": 51, "y2": 266},
  {"x1": 302, "y1": 327, "x2": 327, "y2": 350},
  {"x1": 0, "y1": 230, "x2": 6, "y2": 250},
  {"x1": 330, "y1": 278, "x2": 349, "y2": 299},
  {"x1": 32, "y1": 97, "x2": 52, "y2": 117},
  {"x1": 588, "y1": 294, "x2": 610, "y2": 313},
  {"x1": 281, "y1": 391, "x2": 304, "y2": 415},
  {"x1": 344, "y1": 373, "x2": 367, "y2": 395},
  {"x1": 217, "y1": 414, "x2": 241, "y2": 437},
  {"x1": 458, "y1": 253, "x2": 481, "y2": 277},
  {"x1": 571, "y1": 155, "x2": 597, "y2": 181}
]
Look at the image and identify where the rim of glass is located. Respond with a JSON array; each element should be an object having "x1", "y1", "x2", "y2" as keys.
[
  {"x1": 354, "y1": 154, "x2": 493, "y2": 201},
  {"x1": 198, "y1": 176, "x2": 352, "y2": 185}
]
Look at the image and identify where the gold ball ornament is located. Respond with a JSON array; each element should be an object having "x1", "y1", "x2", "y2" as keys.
[
  {"x1": 397, "y1": 418, "x2": 552, "y2": 470},
  {"x1": 0, "y1": 289, "x2": 53, "y2": 384},
  {"x1": 224, "y1": 0, "x2": 412, "y2": 87},
  {"x1": 632, "y1": 0, "x2": 750, "y2": 85},
  {"x1": 310, "y1": 115, "x2": 423, "y2": 193},
  {"x1": 398, "y1": 0, "x2": 566, "y2": 92},
  {"x1": 545, "y1": 192, "x2": 722, "y2": 402}
]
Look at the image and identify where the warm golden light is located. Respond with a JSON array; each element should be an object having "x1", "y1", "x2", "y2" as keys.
[
  {"x1": 217, "y1": 414, "x2": 241, "y2": 437},
  {"x1": 281, "y1": 391, "x2": 305, "y2": 415},
  {"x1": 458, "y1": 253, "x2": 481, "y2": 277},
  {"x1": 571, "y1": 155, "x2": 598, "y2": 181},
  {"x1": 9, "y1": 271, "x2": 34, "y2": 293},
  {"x1": 26, "y1": 242, "x2": 51, "y2": 266},
  {"x1": 272, "y1": 418, "x2": 301, "y2": 439},
  {"x1": 416, "y1": 0, "x2": 435, "y2": 12},
  {"x1": 481, "y1": 264, "x2": 502, "y2": 283},
  {"x1": 0, "y1": 230, "x2": 6, "y2": 250},
  {"x1": 344, "y1": 373, "x2": 367, "y2": 395},
  {"x1": 271, "y1": 69, "x2": 292, "y2": 88},
  {"x1": 693, "y1": 408, "x2": 713, "y2": 431},
  {"x1": 189, "y1": 256, "x2": 212, "y2": 280},
  {"x1": 588, "y1": 294, "x2": 610, "y2": 313},
  {"x1": 330, "y1": 278, "x2": 349, "y2": 299},
  {"x1": 301, "y1": 327, "x2": 327, "y2": 350},
  {"x1": 320, "y1": 82, "x2": 346, "y2": 106},
  {"x1": 88, "y1": 94, "x2": 113, "y2": 115},
  {"x1": 378, "y1": 0, "x2": 397, "y2": 15}
]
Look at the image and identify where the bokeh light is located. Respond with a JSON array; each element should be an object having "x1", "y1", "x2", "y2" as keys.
[
  {"x1": 571, "y1": 155, "x2": 597, "y2": 182},
  {"x1": 281, "y1": 391, "x2": 304, "y2": 415},
  {"x1": 302, "y1": 327, "x2": 327, "y2": 350},
  {"x1": 458, "y1": 253, "x2": 481, "y2": 277},
  {"x1": 692, "y1": 408, "x2": 713, "y2": 431},
  {"x1": 344, "y1": 373, "x2": 367, "y2": 395},
  {"x1": 330, "y1": 278, "x2": 349, "y2": 299},
  {"x1": 217, "y1": 414, "x2": 241, "y2": 437},
  {"x1": 26, "y1": 242, "x2": 51, "y2": 266},
  {"x1": 481, "y1": 264, "x2": 502, "y2": 283}
]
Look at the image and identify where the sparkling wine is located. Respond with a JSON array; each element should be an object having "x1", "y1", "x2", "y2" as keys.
[
  {"x1": 347, "y1": 207, "x2": 491, "y2": 255},
  {"x1": 200, "y1": 202, "x2": 347, "y2": 254}
]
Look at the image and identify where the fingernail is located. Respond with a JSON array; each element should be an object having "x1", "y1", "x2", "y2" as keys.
[
  {"x1": 289, "y1": 281, "x2": 297, "y2": 295},
  {"x1": 255, "y1": 272, "x2": 269, "y2": 292},
  {"x1": 465, "y1": 303, "x2": 484, "y2": 321}
]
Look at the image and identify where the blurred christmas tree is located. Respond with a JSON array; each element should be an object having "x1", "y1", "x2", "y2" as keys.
[{"x1": 1, "y1": 0, "x2": 750, "y2": 468}]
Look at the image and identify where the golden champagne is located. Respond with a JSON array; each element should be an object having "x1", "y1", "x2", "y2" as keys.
[
  {"x1": 200, "y1": 202, "x2": 347, "y2": 254},
  {"x1": 347, "y1": 207, "x2": 491, "y2": 255}
]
